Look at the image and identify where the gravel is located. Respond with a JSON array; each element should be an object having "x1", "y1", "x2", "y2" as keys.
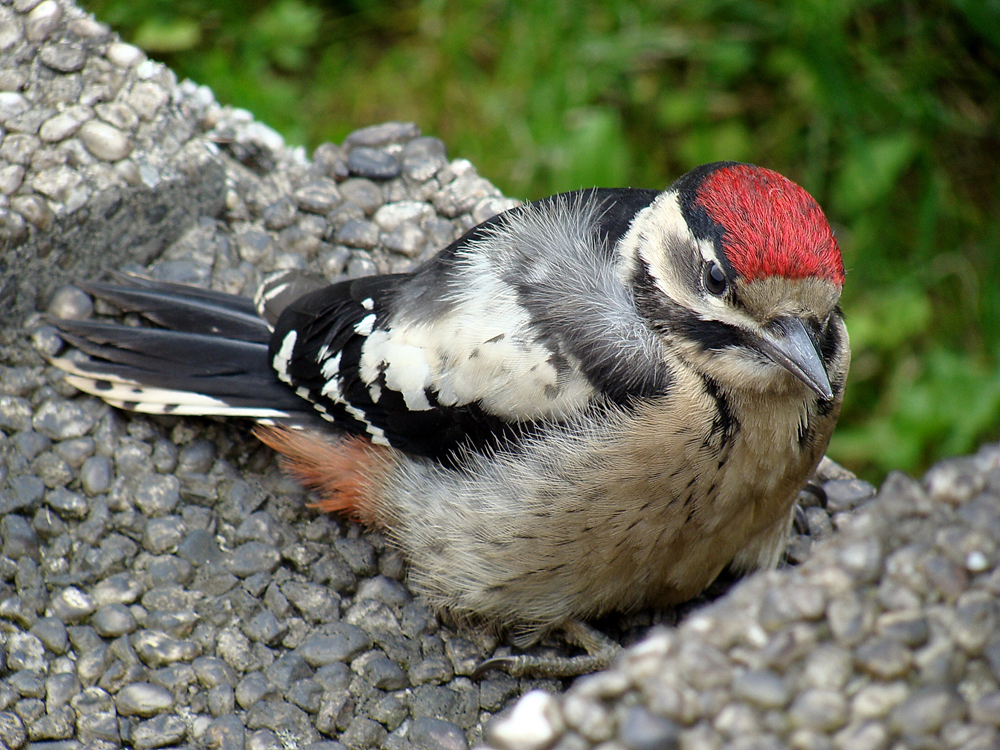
[{"x1": 2, "y1": 1, "x2": 996, "y2": 748}]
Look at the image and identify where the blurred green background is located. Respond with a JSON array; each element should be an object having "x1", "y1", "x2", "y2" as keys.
[{"x1": 81, "y1": 0, "x2": 1000, "y2": 482}]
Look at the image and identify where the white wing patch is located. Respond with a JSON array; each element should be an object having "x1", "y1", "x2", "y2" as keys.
[
  {"x1": 273, "y1": 330, "x2": 297, "y2": 384},
  {"x1": 354, "y1": 314, "x2": 376, "y2": 336},
  {"x1": 359, "y1": 245, "x2": 596, "y2": 421}
]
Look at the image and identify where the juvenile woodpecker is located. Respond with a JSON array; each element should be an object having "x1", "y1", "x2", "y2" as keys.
[{"x1": 52, "y1": 161, "x2": 849, "y2": 675}]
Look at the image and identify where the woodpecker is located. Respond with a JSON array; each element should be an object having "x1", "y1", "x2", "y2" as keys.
[{"x1": 52, "y1": 161, "x2": 849, "y2": 675}]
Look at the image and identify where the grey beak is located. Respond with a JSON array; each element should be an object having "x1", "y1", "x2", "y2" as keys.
[{"x1": 756, "y1": 317, "x2": 833, "y2": 400}]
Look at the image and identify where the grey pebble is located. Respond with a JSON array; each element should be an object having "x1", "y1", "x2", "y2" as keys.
[
  {"x1": 340, "y1": 716, "x2": 387, "y2": 750},
  {"x1": 263, "y1": 196, "x2": 298, "y2": 230},
  {"x1": 134, "y1": 474, "x2": 180, "y2": 517},
  {"x1": 143, "y1": 516, "x2": 185, "y2": 555},
  {"x1": 227, "y1": 540, "x2": 282, "y2": 577},
  {"x1": 25, "y1": 0, "x2": 61, "y2": 41},
  {"x1": 0, "y1": 395, "x2": 33, "y2": 432},
  {"x1": 176, "y1": 528, "x2": 225, "y2": 567},
  {"x1": 347, "y1": 255, "x2": 379, "y2": 279},
  {"x1": 1, "y1": 514, "x2": 39, "y2": 561},
  {"x1": 247, "y1": 728, "x2": 285, "y2": 750},
  {"x1": 39, "y1": 41, "x2": 86, "y2": 72},
  {"x1": 176, "y1": 438, "x2": 215, "y2": 474},
  {"x1": 92, "y1": 603, "x2": 137, "y2": 637},
  {"x1": 79, "y1": 455, "x2": 113, "y2": 496},
  {"x1": 345, "y1": 121, "x2": 421, "y2": 149},
  {"x1": 339, "y1": 178, "x2": 385, "y2": 215},
  {"x1": 45, "y1": 487, "x2": 88, "y2": 519},
  {"x1": 78, "y1": 119, "x2": 132, "y2": 161},
  {"x1": 295, "y1": 178, "x2": 342, "y2": 214},
  {"x1": 348, "y1": 147, "x2": 402, "y2": 180},
  {"x1": 32, "y1": 400, "x2": 95, "y2": 440},
  {"x1": 45, "y1": 672, "x2": 80, "y2": 710},
  {"x1": 48, "y1": 586, "x2": 96, "y2": 623},
  {"x1": 115, "y1": 681, "x2": 174, "y2": 716},
  {"x1": 335, "y1": 218, "x2": 380, "y2": 249},
  {"x1": 410, "y1": 716, "x2": 468, "y2": 750},
  {"x1": 130, "y1": 713, "x2": 187, "y2": 749},
  {"x1": 47, "y1": 285, "x2": 93, "y2": 320},
  {"x1": 131, "y1": 630, "x2": 200, "y2": 667},
  {"x1": 297, "y1": 625, "x2": 373, "y2": 667},
  {"x1": 30, "y1": 617, "x2": 69, "y2": 654},
  {"x1": 9, "y1": 669, "x2": 46, "y2": 697},
  {"x1": 204, "y1": 714, "x2": 245, "y2": 750}
]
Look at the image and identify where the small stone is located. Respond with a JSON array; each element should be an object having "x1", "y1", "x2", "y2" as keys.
[
  {"x1": 116, "y1": 682, "x2": 174, "y2": 716},
  {"x1": 91, "y1": 573, "x2": 145, "y2": 606},
  {"x1": 127, "y1": 82, "x2": 169, "y2": 121},
  {"x1": 788, "y1": 689, "x2": 848, "y2": 732},
  {"x1": 889, "y1": 687, "x2": 963, "y2": 736},
  {"x1": 143, "y1": 516, "x2": 185, "y2": 554},
  {"x1": 297, "y1": 625, "x2": 373, "y2": 666},
  {"x1": 383, "y1": 223, "x2": 425, "y2": 257},
  {"x1": 356, "y1": 652, "x2": 409, "y2": 690},
  {"x1": 731, "y1": 669, "x2": 790, "y2": 709},
  {"x1": 39, "y1": 41, "x2": 86, "y2": 72},
  {"x1": 130, "y1": 713, "x2": 187, "y2": 750},
  {"x1": 227, "y1": 541, "x2": 282, "y2": 577},
  {"x1": 620, "y1": 706, "x2": 680, "y2": 750},
  {"x1": 263, "y1": 197, "x2": 298, "y2": 230},
  {"x1": 177, "y1": 529, "x2": 225, "y2": 567},
  {"x1": 92, "y1": 603, "x2": 137, "y2": 638},
  {"x1": 348, "y1": 147, "x2": 401, "y2": 180},
  {"x1": 823, "y1": 478, "x2": 876, "y2": 512},
  {"x1": 32, "y1": 400, "x2": 95, "y2": 440},
  {"x1": 335, "y1": 219, "x2": 379, "y2": 249},
  {"x1": 26, "y1": 704, "x2": 74, "y2": 740},
  {"x1": 1, "y1": 514, "x2": 39, "y2": 561},
  {"x1": 486, "y1": 690, "x2": 564, "y2": 750},
  {"x1": 7, "y1": 632, "x2": 46, "y2": 672},
  {"x1": 294, "y1": 179, "x2": 342, "y2": 213},
  {"x1": 45, "y1": 488, "x2": 88, "y2": 519},
  {"x1": 338, "y1": 178, "x2": 384, "y2": 215},
  {"x1": 78, "y1": 120, "x2": 133, "y2": 161},
  {"x1": 346, "y1": 255, "x2": 378, "y2": 278},
  {"x1": 106, "y1": 42, "x2": 146, "y2": 68},
  {"x1": 95, "y1": 102, "x2": 139, "y2": 132},
  {"x1": 31, "y1": 166, "x2": 82, "y2": 205},
  {"x1": 132, "y1": 630, "x2": 201, "y2": 667},
  {"x1": 29, "y1": 619, "x2": 68, "y2": 658},
  {"x1": 0, "y1": 164, "x2": 25, "y2": 194},
  {"x1": 25, "y1": 0, "x2": 61, "y2": 42},
  {"x1": 854, "y1": 636, "x2": 912, "y2": 680},
  {"x1": 340, "y1": 716, "x2": 387, "y2": 750},
  {"x1": 1, "y1": 133, "x2": 40, "y2": 165},
  {"x1": 80, "y1": 455, "x2": 113, "y2": 496},
  {"x1": 432, "y1": 172, "x2": 498, "y2": 218},
  {"x1": 409, "y1": 716, "x2": 468, "y2": 750},
  {"x1": 344, "y1": 122, "x2": 420, "y2": 149},
  {"x1": 134, "y1": 475, "x2": 180, "y2": 517},
  {"x1": 202, "y1": 716, "x2": 246, "y2": 750},
  {"x1": 48, "y1": 285, "x2": 93, "y2": 321},
  {"x1": 48, "y1": 586, "x2": 96, "y2": 623}
]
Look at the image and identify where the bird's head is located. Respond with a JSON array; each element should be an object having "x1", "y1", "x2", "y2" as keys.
[{"x1": 621, "y1": 161, "x2": 847, "y2": 400}]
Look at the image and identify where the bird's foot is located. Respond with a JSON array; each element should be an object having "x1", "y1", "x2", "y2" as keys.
[{"x1": 473, "y1": 620, "x2": 621, "y2": 678}]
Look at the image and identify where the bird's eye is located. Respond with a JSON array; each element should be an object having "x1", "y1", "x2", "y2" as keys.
[{"x1": 703, "y1": 261, "x2": 727, "y2": 296}]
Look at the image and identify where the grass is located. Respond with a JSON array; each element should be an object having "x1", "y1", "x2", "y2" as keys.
[{"x1": 80, "y1": 0, "x2": 1000, "y2": 481}]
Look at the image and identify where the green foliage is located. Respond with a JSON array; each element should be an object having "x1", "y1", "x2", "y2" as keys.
[{"x1": 80, "y1": 0, "x2": 1000, "y2": 481}]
